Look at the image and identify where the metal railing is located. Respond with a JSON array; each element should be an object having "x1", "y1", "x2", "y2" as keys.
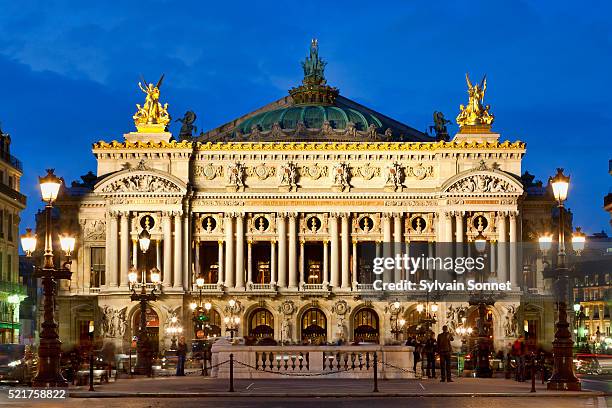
[
  {"x1": 0, "y1": 183, "x2": 26, "y2": 205},
  {"x1": 0, "y1": 151, "x2": 22, "y2": 171}
]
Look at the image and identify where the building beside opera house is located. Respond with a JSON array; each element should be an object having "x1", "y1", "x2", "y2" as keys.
[{"x1": 48, "y1": 42, "x2": 559, "y2": 354}]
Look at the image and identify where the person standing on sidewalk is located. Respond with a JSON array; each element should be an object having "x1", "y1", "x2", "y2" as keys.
[
  {"x1": 176, "y1": 336, "x2": 187, "y2": 376},
  {"x1": 437, "y1": 325, "x2": 454, "y2": 382},
  {"x1": 406, "y1": 336, "x2": 422, "y2": 374},
  {"x1": 423, "y1": 332, "x2": 437, "y2": 378}
]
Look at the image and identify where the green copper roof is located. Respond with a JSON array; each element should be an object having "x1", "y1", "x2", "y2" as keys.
[{"x1": 236, "y1": 102, "x2": 383, "y2": 134}]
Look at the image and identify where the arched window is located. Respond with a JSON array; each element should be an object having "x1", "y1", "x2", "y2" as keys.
[
  {"x1": 249, "y1": 308, "x2": 274, "y2": 339},
  {"x1": 353, "y1": 308, "x2": 379, "y2": 344},
  {"x1": 301, "y1": 308, "x2": 327, "y2": 343}
]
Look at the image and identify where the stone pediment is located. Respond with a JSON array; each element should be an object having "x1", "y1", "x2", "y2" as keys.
[
  {"x1": 441, "y1": 166, "x2": 523, "y2": 195},
  {"x1": 95, "y1": 165, "x2": 187, "y2": 195}
]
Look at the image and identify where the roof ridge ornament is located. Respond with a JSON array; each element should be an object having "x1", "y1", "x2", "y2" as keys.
[
  {"x1": 289, "y1": 39, "x2": 339, "y2": 105},
  {"x1": 456, "y1": 73, "x2": 495, "y2": 133}
]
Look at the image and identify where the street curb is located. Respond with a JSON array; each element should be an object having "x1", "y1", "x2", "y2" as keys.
[{"x1": 69, "y1": 391, "x2": 606, "y2": 398}]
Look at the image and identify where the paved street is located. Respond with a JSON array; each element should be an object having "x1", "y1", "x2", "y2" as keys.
[
  {"x1": 0, "y1": 396, "x2": 609, "y2": 408},
  {"x1": 0, "y1": 374, "x2": 609, "y2": 407}
]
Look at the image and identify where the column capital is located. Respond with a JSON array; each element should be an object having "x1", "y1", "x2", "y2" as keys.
[
  {"x1": 340, "y1": 212, "x2": 351, "y2": 219},
  {"x1": 108, "y1": 210, "x2": 120, "y2": 219}
]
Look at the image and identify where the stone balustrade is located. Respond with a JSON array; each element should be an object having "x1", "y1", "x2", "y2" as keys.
[{"x1": 211, "y1": 342, "x2": 414, "y2": 379}]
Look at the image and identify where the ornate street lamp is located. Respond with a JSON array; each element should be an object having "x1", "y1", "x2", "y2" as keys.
[
  {"x1": 470, "y1": 233, "x2": 493, "y2": 378},
  {"x1": 547, "y1": 168, "x2": 581, "y2": 391},
  {"x1": 21, "y1": 169, "x2": 74, "y2": 387},
  {"x1": 7, "y1": 294, "x2": 20, "y2": 344},
  {"x1": 389, "y1": 301, "x2": 405, "y2": 341},
  {"x1": 129, "y1": 229, "x2": 161, "y2": 376},
  {"x1": 224, "y1": 299, "x2": 240, "y2": 339},
  {"x1": 165, "y1": 316, "x2": 183, "y2": 350},
  {"x1": 191, "y1": 277, "x2": 213, "y2": 339}
]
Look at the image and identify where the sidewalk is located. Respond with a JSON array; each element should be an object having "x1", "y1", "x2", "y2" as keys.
[{"x1": 69, "y1": 375, "x2": 605, "y2": 398}]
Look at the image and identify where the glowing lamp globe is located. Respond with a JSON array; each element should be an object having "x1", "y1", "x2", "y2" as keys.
[
  {"x1": 573, "y1": 304, "x2": 581, "y2": 313},
  {"x1": 7, "y1": 294, "x2": 19, "y2": 305},
  {"x1": 196, "y1": 277, "x2": 205, "y2": 287},
  {"x1": 189, "y1": 302, "x2": 197, "y2": 310},
  {"x1": 538, "y1": 234, "x2": 553, "y2": 253},
  {"x1": 571, "y1": 227, "x2": 586, "y2": 254},
  {"x1": 138, "y1": 229, "x2": 151, "y2": 253},
  {"x1": 150, "y1": 268, "x2": 161, "y2": 284},
  {"x1": 59, "y1": 233, "x2": 76, "y2": 256},
  {"x1": 20, "y1": 228, "x2": 37, "y2": 256},
  {"x1": 39, "y1": 169, "x2": 62, "y2": 203},
  {"x1": 474, "y1": 232, "x2": 487, "y2": 254},
  {"x1": 416, "y1": 304, "x2": 424, "y2": 313},
  {"x1": 205, "y1": 302, "x2": 212, "y2": 311},
  {"x1": 549, "y1": 168, "x2": 570, "y2": 202}
]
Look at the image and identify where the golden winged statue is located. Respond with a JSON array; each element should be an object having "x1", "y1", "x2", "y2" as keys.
[
  {"x1": 133, "y1": 74, "x2": 171, "y2": 132},
  {"x1": 456, "y1": 73, "x2": 494, "y2": 129}
]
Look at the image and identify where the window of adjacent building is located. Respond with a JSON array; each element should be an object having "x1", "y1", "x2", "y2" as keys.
[
  {"x1": 8, "y1": 175, "x2": 14, "y2": 189},
  {"x1": 7, "y1": 213, "x2": 12, "y2": 241},
  {"x1": 90, "y1": 247, "x2": 105, "y2": 288},
  {"x1": 7, "y1": 255, "x2": 12, "y2": 282}
]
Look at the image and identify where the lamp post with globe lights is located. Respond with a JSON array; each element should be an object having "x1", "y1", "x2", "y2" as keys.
[
  {"x1": 190, "y1": 276, "x2": 213, "y2": 338},
  {"x1": 166, "y1": 316, "x2": 183, "y2": 350},
  {"x1": 545, "y1": 168, "x2": 581, "y2": 391},
  {"x1": 20, "y1": 169, "x2": 76, "y2": 387},
  {"x1": 389, "y1": 301, "x2": 406, "y2": 341},
  {"x1": 224, "y1": 299, "x2": 240, "y2": 339},
  {"x1": 7, "y1": 294, "x2": 20, "y2": 343},
  {"x1": 128, "y1": 228, "x2": 161, "y2": 376}
]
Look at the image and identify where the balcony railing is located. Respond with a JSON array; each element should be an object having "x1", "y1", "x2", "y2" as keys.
[
  {"x1": 0, "y1": 182, "x2": 26, "y2": 206},
  {"x1": 191, "y1": 283, "x2": 222, "y2": 293},
  {"x1": 248, "y1": 283, "x2": 274, "y2": 291},
  {"x1": 0, "y1": 151, "x2": 22, "y2": 172}
]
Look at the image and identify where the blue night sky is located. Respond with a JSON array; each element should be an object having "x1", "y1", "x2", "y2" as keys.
[{"x1": 0, "y1": 1, "x2": 610, "y2": 235}]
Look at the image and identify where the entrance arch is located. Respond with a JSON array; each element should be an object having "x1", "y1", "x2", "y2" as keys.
[
  {"x1": 301, "y1": 308, "x2": 327, "y2": 344},
  {"x1": 353, "y1": 308, "x2": 379, "y2": 343},
  {"x1": 248, "y1": 308, "x2": 274, "y2": 339}
]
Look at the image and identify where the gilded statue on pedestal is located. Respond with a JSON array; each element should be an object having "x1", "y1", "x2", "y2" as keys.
[
  {"x1": 456, "y1": 73, "x2": 494, "y2": 129},
  {"x1": 133, "y1": 74, "x2": 171, "y2": 132}
]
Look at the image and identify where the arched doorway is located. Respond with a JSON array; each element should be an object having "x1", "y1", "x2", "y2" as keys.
[
  {"x1": 301, "y1": 308, "x2": 327, "y2": 344},
  {"x1": 353, "y1": 308, "x2": 379, "y2": 343},
  {"x1": 248, "y1": 308, "x2": 274, "y2": 339},
  {"x1": 133, "y1": 306, "x2": 160, "y2": 354},
  {"x1": 195, "y1": 309, "x2": 222, "y2": 340}
]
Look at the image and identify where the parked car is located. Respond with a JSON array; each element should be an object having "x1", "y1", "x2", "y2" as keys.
[{"x1": 0, "y1": 344, "x2": 37, "y2": 385}]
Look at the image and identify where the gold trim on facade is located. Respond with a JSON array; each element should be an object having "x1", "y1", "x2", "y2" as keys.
[{"x1": 93, "y1": 140, "x2": 526, "y2": 151}]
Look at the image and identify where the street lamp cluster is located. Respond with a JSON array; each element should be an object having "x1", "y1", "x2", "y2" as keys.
[
  {"x1": 224, "y1": 299, "x2": 240, "y2": 339},
  {"x1": 190, "y1": 277, "x2": 213, "y2": 338},
  {"x1": 21, "y1": 169, "x2": 76, "y2": 387}
]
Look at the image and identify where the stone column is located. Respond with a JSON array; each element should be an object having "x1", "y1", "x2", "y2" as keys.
[
  {"x1": 509, "y1": 212, "x2": 518, "y2": 287},
  {"x1": 323, "y1": 240, "x2": 329, "y2": 286},
  {"x1": 162, "y1": 213, "x2": 172, "y2": 287},
  {"x1": 393, "y1": 213, "x2": 402, "y2": 282},
  {"x1": 217, "y1": 240, "x2": 224, "y2": 285},
  {"x1": 224, "y1": 215, "x2": 234, "y2": 288},
  {"x1": 288, "y1": 214, "x2": 298, "y2": 289},
  {"x1": 329, "y1": 214, "x2": 339, "y2": 287},
  {"x1": 382, "y1": 213, "x2": 392, "y2": 283},
  {"x1": 444, "y1": 212, "x2": 453, "y2": 243},
  {"x1": 270, "y1": 241, "x2": 276, "y2": 285},
  {"x1": 108, "y1": 212, "x2": 118, "y2": 287},
  {"x1": 497, "y1": 212, "x2": 508, "y2": 282},
  {"x1": 156, "y1": 240, "x2": 161, "y2": 271},
  {"x1": 341, "y1": 214, "x2": 350, "y2": 289},
  {"x1": 119, "y1": 212, "x2": 129, "y2": 287},
  {"x1": 194, "y1": 240, "x2": 200, "y2": 279},
  {"x1": 132, "y1": 240, "x2": 138, "y2": 269},
  {"x1": 247, "y1": 241, "x2": 253, "y2": 285},
  {"x1": 173, "y1": 212, "x2": 183, "y2": 289},
  {"x1": 352, "y1": 240, "x2": 358, "y2": 289},
  {"x1": 235, "y1": 214, "x2": 245, "y2": 289},
  {"x1": 455, "y1": 212, "x2": 464, "y2": 258},
  {"x1": 183, "y1": 213, "x2": 190, "y2": 290},
  {"x1": 299, "y1": 240, "x2": 305, "y2": 288},
  {"x1": 428, "y1": 241, "x2": 435, "y2": 280},
  {"x1": 277, "y1": 214, "x2": 287, "y2": 288}
]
